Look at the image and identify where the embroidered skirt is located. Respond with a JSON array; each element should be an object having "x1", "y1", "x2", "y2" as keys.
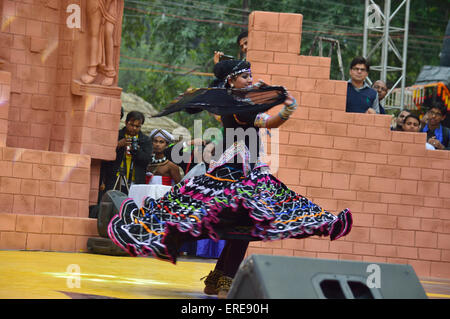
[{"x1": 108, "y1": 144, "x2": 352, "y2": 263}]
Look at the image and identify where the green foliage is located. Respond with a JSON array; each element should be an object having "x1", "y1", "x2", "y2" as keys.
[{"x1": 118, "y1": 0, "x2": 448, "y2": 132}]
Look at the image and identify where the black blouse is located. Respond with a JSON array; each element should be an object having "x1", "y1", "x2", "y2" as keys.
[{"x1": 219, "y1": 112, "x2": 260, "y2": 169}]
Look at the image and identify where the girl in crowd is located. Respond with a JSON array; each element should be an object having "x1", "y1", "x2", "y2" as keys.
[
  {"x1": 402, "y1": 114, "x2": 421, "y2": 133},
  {"x1": 402, "y1": 114, "x2": 436, "y2": 150},
  {"x1": 108, "y1": 60, "x2": 352, "y2": 298}
]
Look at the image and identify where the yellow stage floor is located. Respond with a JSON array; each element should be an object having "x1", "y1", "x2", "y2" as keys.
[
  {"x1": 1, "y1": 250, "x2": 449, "y2": 299},
  {"x1": 0, "y1": 250, "x2": 216, "y2": 299}
]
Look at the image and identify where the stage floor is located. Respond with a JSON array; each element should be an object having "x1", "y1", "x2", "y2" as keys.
[
  {"x1": 0, "y1": 250, "x2": 449, "y2": 299},
  {"x1": 0, "y1": 250, "x2": 216, "y2": 299}
]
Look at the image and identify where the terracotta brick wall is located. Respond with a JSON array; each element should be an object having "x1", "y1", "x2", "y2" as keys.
[
  {"x1": 1, "y1": 0, "x2": 121, "y2": 160},
  {"x1": 0, "y1": 71, "x2": 11, "y2": 146},
  {"x1": 2, "y1": 0, "x2": 61, "y2": 150},
  {"x1": 246, "y1": 11, "x2": 450, "y2": 279},
  {"x1": 1, "y1": 1, "x2": 123, "y2": 218},
  {"x1": 0, "y1": 146, "x2": 96, "y2": 251}
]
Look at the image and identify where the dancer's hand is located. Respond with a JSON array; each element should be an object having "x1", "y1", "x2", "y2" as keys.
[
  {"x1": 284, "y1": 93, "x2": 296, "y2": 107},
  {"x1": 253, "y1": 80, "x2": 269, "y2": 88}
]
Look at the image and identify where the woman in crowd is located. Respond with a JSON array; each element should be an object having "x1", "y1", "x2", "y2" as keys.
[{"x1": 108, "y1": 60, "x2": 352, "y2": 298}]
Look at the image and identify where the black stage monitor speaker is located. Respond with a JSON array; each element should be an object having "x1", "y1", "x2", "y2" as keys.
[
  {"x1": 87, "y1": 237, "x2": 129, "y2": 256},
  {"x1": 227, "y1": 254, "x2": 427, "y2": 299},
  {"x1": 97, "y1": 190, "x2": 127, "y2": 238}
]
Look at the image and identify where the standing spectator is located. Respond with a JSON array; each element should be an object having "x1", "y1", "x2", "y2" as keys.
[
  {"x1": 146, "y1": 129, "x2": 182, "y2": 186},
  {"x1": 346, "y1": 56, "x2": 380, "y2": 114},
  {"x1": 102, "y1": 111, "x2": 152, "y2": 194},
  {"x1": 236, "y1": 30, "x2": 248, "y2": 60},
  {"x1": 391, "y1": 109, "x2": 411, "y2": 131},
  {"x1": 213, "y1": 31, "x2": 248, "y2": 64},
  {"x1": 372, "y1": 80, "x2": 388, "y2": 114},
  {"x1": 421, "y1": 104, "x2": 450, "y2": 150}
]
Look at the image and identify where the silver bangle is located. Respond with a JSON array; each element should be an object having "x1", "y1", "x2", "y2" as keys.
[{"x1": 284, "y1": 98, "x2": 297, "y2": 108}]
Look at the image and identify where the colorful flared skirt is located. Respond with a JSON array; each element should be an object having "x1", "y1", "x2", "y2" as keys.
[{"x1": 107, "y1": 159, "x2": 352, "y2": 263}]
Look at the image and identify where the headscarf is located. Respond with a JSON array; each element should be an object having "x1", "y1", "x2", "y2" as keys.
[
  {"x1": 152, "y1": 60, "x2": 287, "y2": 118},
  {"x1": 149, "y1": 129, "x2": 174, "y2": 144},
  {"x1": 212, "y1": 60, "x2": 251, "y2": 88}
]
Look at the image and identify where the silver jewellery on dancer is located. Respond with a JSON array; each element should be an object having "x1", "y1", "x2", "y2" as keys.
[
  {"x1": 225, "y1": 68, "x2": 252, "y2": 82},
  {"x1": 278, "y1": 98, "x2": 297, "y2": 121}
]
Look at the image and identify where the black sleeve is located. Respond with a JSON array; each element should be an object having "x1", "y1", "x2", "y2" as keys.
[{"x1": 133, "y1": 134, "x2": 152, "y2": 167}]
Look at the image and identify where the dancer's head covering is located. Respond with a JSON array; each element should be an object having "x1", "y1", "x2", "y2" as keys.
[
  {"x1": 149, "y1": 129, "x2": 174, "y2": 144},
  {"x1": 212, "y1": 60, "x2": 251, "y2": 88}
]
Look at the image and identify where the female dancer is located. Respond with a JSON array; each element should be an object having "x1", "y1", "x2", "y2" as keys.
[{"x1": 108, "y1": 59, "x2": 352, "y2": 298}]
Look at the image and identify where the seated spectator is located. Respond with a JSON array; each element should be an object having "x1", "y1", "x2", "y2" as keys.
[
  {"x1": 346, "y1": 56, "x2": 380, "y2": 114},
  {"x1": 391, "y1": 109, "x2": 411, "y2": 131},
  {"x1": 147, "y1": 129, "x2": 182, "y2": 185},
  {"x1": 420, "y1": 104, "x2": 450, "y2": 150},
  {"x1": 372, "y1": 80, "x2": 388, "y2": 114}
]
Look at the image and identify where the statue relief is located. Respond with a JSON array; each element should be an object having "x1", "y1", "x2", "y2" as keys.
[{"x1": 80, "y1": 0, "x2": 123, "y2": 86}]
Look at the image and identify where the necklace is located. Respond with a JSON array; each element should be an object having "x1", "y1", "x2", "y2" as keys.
[{"x1": 151, "y1": 154, "x2": 167, "y2": 164}]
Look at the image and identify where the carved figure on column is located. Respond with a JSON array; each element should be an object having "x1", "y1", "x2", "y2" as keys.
[{"x1": 80, "y1": 0, "x2": 123, "y2": 86}]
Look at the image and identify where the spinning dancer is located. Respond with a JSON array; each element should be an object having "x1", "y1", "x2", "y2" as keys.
[{"x1": 108, "y1": 60, "x2": 352, "y2": 298}]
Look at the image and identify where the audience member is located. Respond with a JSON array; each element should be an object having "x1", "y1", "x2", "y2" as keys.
[
  {"x1": 102, "y1": 111, "x2": 152, "y2": 194},
  {"x1": 402, "y1": 114, "x2": 420, "y2": 132},
  {"x1": 147, "y1": 129, "x2": 182, "y2": 185},
  {"x1": 372, "y1": 80, "x2": 388, "y2": 114},
  {"x1": 213, "y1": 30, "x2": 248, "y2": 64},
  {"x1": 346, "y1": 56, "x2": 380, "y2": 114},
  {"x1": 421, "y1": 104, "x2": 450, "y2": 150},
  {"x1": 403, "y1": 114, "x2": 435, "y2": 150},
  {"x1": 420, "y1": 111, "x2": 429, "y2": 131},
  {"x1": 391, "y1": 109, "x2": 411, "y2": 131},
  {"x1": 236, "y1": 30, "x2": 248, "y2": 60}
]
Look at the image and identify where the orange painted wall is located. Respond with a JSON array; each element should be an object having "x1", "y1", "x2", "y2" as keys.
[{"x1": 245, "y1": 11, "x2": 450, "y2": 279}]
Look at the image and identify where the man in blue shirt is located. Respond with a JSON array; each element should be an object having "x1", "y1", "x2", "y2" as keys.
[
  {"x1": 346, "y1": 56, "x2": 380, "y2": 114},
  {"x1": 421, "y1": 104, "x2": 450, "y2": 150}
]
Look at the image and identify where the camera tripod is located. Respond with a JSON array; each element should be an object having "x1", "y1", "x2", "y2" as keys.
[{"x1": 113, "y1": 157, "x2": 135, "y2": 194}]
